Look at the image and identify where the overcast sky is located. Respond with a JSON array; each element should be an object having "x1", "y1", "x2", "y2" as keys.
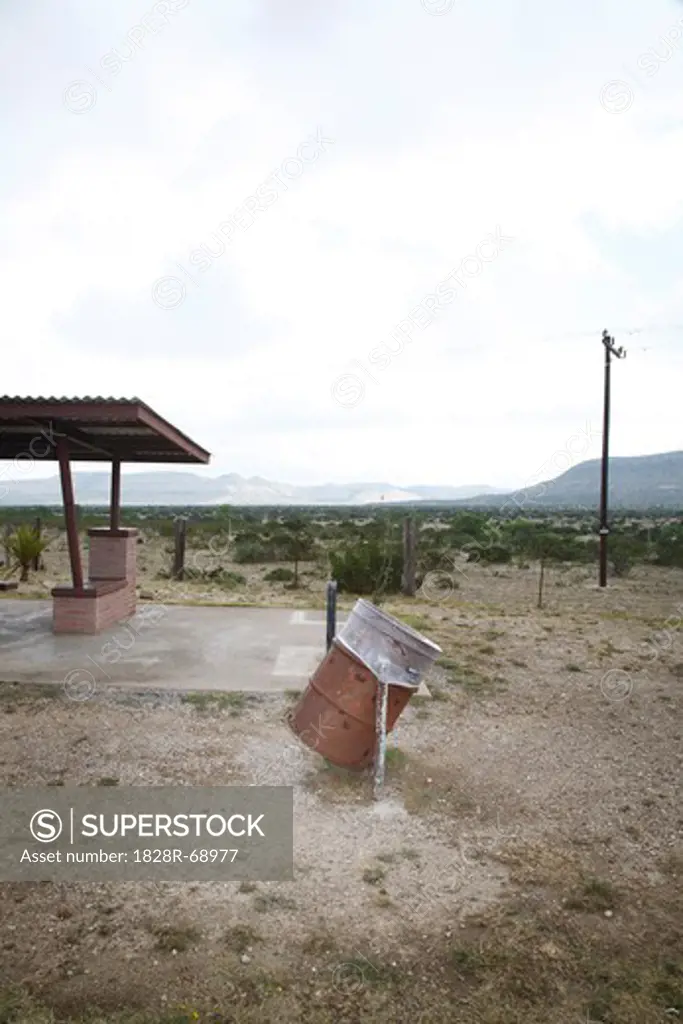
[{"x1": 2, "y1": 0, "x2": 683, "y2": 489}]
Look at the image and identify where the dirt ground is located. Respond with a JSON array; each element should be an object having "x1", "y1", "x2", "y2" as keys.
[{"x1": 1, "y1": 560, "x2": 682, "y2": 1023}]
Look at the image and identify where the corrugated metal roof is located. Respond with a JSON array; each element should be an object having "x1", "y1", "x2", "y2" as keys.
[
  {"x1": 0, "y1": 396, "x2": 140, "y2": 404},
  {"x1": 0, "y1": 397, "x2": 210, "y2": 464}
]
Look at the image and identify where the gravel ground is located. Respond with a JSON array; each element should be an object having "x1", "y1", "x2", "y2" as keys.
[{"x1": 1, "y1": 563, "x2": 682, "y2": 1022}]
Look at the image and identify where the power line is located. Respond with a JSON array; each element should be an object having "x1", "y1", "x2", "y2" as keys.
[{"x1": 534, "y1": 324, "x2": 683, "y2": 345}]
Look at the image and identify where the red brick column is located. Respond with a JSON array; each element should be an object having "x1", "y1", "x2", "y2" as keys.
[
  {"x1": 51, "y1": 529, "x2": 138, "y2": 634},
  {"x1": 88, "y1": 528, "x2": 137, "y2": 582},
  {"x1": 88, "y1": 528, "x2": 137, "y2": 619}
]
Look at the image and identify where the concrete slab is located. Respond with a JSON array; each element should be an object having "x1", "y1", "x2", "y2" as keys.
[
  {"x1": 0, "y1": 600, "x2": 329, "y2": 693},
  {"x1": 0, "y1": 600, "x2": 432, "y2": 698}
]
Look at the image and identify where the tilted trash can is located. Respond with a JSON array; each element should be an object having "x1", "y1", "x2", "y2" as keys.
[{"x1": 289, "y1": 600, "x2": 442, "y2": 769}]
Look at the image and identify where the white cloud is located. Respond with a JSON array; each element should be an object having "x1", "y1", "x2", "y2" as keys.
[{"x1": 1, "y1": 0, "x2": 682, "y2": 488}]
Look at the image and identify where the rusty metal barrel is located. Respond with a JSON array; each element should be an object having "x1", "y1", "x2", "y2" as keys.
[
  {"x1": 339, "y1": 598, "x2": 442, "y2": 687},
  {"x1": 289, "y1": 601, "x2": 442, "y2": 769}
]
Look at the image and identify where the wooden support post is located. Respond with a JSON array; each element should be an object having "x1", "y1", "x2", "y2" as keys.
[
  {"x1": 401, "y1": 516, "x2": 417, "y2": 597},
  {"x1": 56, "y1": 437, "x2": 84, "y2": 590},
  {"x1": 110, "y1": 460, "x2": 121, "y2": 532},
  {"x1": 173, "y1": 517, "x2": 187, "y2": 580},
  {"x1": 33, "y1": 516, "x2": 42, "y2": 571},
  {"x1": 326, "y1": 580, "x2": 337, "y2": 651}
]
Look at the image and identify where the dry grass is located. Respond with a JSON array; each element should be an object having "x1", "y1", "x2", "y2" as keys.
[
  {"x1": 149, "y1": 923, "x2": 201, "y2": 954},
  {"x1": 180, "y1": 691, "x2": 248, "y2": 714},
  {"x1": 2, "y1": 898, "x2": 682, "y2": 1024},
  {"x1": 302, "y1": 760, "x2": 373, "y2": 803},
  {"x1": 224, "y1": 924, "x2": 262, "y2": 954}
]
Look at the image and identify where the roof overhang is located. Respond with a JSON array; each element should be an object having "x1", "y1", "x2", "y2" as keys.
[{"x1": 0, "y1": 397, "x2": 211, "y2": 464}]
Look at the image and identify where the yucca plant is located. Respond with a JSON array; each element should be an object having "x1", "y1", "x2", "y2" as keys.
[{"x1": 8, "y1": 524, "x2": 48, "y2": 582}]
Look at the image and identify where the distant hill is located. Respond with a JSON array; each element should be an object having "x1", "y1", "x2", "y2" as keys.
[
  {"x1": 464, "y1": 452, "x2": 683, "y2": 510},
  {"x1": 0, "y1": 471, "x2": 499, "y2": 507},
  {"x1": 1, "y1": 453, "x2": 681, "y2": 508}
]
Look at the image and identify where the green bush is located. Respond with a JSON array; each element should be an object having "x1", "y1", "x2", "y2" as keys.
[
  {"x1": 609, "y1": 535, "x2": 648, "y2": 577},
  {"x1": 417, "y1": 544, "x2": 454, "y2": 573},
  {"x1": 233, "y1": 540, "x2": 282, "y2": 564},
  {"x1": 469, "y1": 544, "x2": 512, "y2": 565},
  {"x1": 215, "y1": 570, "x2": 247, "y2": 588},
  {"x1": 232, "y1": 522, "x2": 317, "y2": 572},
  {"x1": 448, "y1": 512, "x2": 489, "y2": 543},
  {"x1": 503, "y1": 523, "x2": 597, "y2": 565},
  {"x1": 264, "y1": 567, "x2": 296, "y2": 583},
  {"x1": 184, "y1": 566, "x2": 246, "y2": 587},
  {"x1": 330, "y1": 540, "x2": 402, "y2": 595},
  {"x1": 6, "y1": 524, "x2": 48, "y2": 582},
  {"x1": 655, "y1": 525, "x2": 683, "y2": 568}
]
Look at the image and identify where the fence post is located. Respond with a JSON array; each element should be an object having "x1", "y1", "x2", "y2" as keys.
[
  {"x1": 3, "y1": 524, "x2": 11, "y2": 568},
  {"x1": 402, "y1": 515, "x2": 417, "y2": 597},
  {"x1": 173, "y1": 517, "x2": 187, "y2": 580},
  {"x1": 33, "y1": 516, "x2": 42, "y2": 571},
  {"x1": 326, "y1": 580, "x2": 337, "y2": 651}
]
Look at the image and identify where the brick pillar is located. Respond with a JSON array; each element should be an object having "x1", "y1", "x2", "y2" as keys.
[{"x1": 87, "y1": 528, "x2": 138, "y2": 617}]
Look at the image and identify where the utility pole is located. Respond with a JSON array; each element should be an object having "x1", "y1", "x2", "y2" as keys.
[{"x1": 599, "y1": 330, "x2": 626, "y2": 587}]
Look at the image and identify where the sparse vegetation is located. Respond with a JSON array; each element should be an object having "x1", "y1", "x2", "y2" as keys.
[
  {"x1": 362, "y1": 865, "x2": 386, "y2": 885},
  {"x1": 4, "y1": 523, "x2": 48, "y2": 582},
  {"x1": 264, "y1": 567, "x2": 296, "y2": 583},
  {"x1": 150, "y1": 923, "x2": 201, "y2": 953},
  {"x1": 224, "y1": 924, "x2": 261, "y2": 953},
  {"x1": 253, "y1": 893, "x2": 298, "y2": 913},
  {"x1": 385, "y1": 747, "x2": 408, "y2": 771},
  {"x1": 181, "y1": 691, "x2": 247, "y2": 713},
  {"x1": 330, "y1": 535, "x2": 403, "y2": 597},
  {"x1": 565, "y1": 877, "x2": 619, "y2": 913},
  {"x1": 1, "y1": 501, "x2": 683, "y2": 1024},
  {"x1": 2, "y1": 504, "x2": 681, "y2": 612}
]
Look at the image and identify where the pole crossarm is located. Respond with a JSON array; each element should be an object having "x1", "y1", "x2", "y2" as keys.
[{"x1": 602, "y1": 329, "x2": 627, "y2": 359}]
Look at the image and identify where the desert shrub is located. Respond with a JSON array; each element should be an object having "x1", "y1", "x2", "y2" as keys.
[
  {"x1": 264, "y1": 567, "x2": 296, "y2": 583},
  {"x1": 232, "y1": 521, "x2": 317, "y2": 573},
  {"x1": 330, "y1": 539, "x2": 402, "y2": 595},
  {"x1": 448, "y1": 512, "x2": 490, "y2": 542},
  {"x1": 417, "y1": 543, "x2": 454, "y2": 573},
  {"x1": 6, "y1": 524, "x2": 48, "y2": 582},
  {"x1": 580, "y1": 537, "x2": 600, "y2": 562},
  {"x1": 233, "y1": 539, "x2": 282, "y2": 564},
  {"x1": 609, "y1": 535, "x2": 648, "y2": 577},
  {"x1": 469, "y1": 544, "x2": 512, "y2": 565},
  {"x1": 655, "y1": 525, "x2": 683, "y2": 568},
  {"x1": 215, "y1": 570, "x2": 246, "y2": 588},
  {"x1": 183, "y1": 566, "x2": 246, "y2": 587},
  {"x1": 504, "y1": 523, "x2": 596, "y2": 565},
  {"x1": 543, "y1": 535, "x2": 589, "y2": 563},
  {"x1": 504, "y1": 519, "x2": 546, "y2": 554}
]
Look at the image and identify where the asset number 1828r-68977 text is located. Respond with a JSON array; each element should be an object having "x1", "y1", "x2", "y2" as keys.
[{"x1": 132, "y1": 849, "x2": 239, "y2": 863}]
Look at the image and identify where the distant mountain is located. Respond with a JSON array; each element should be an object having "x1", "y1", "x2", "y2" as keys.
[
  {"x1": 463, "y1": 452, "x2": 683, "y2": 511},
  {"x1": 407, "y1": 485, "x2": 498, "y2": 501},
  {"x1": 2, "y1": 453, "x2": 681, "y2": 508},
  {"x1": 0, "y1": 471, "x2": 499, "y2": 507}
]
